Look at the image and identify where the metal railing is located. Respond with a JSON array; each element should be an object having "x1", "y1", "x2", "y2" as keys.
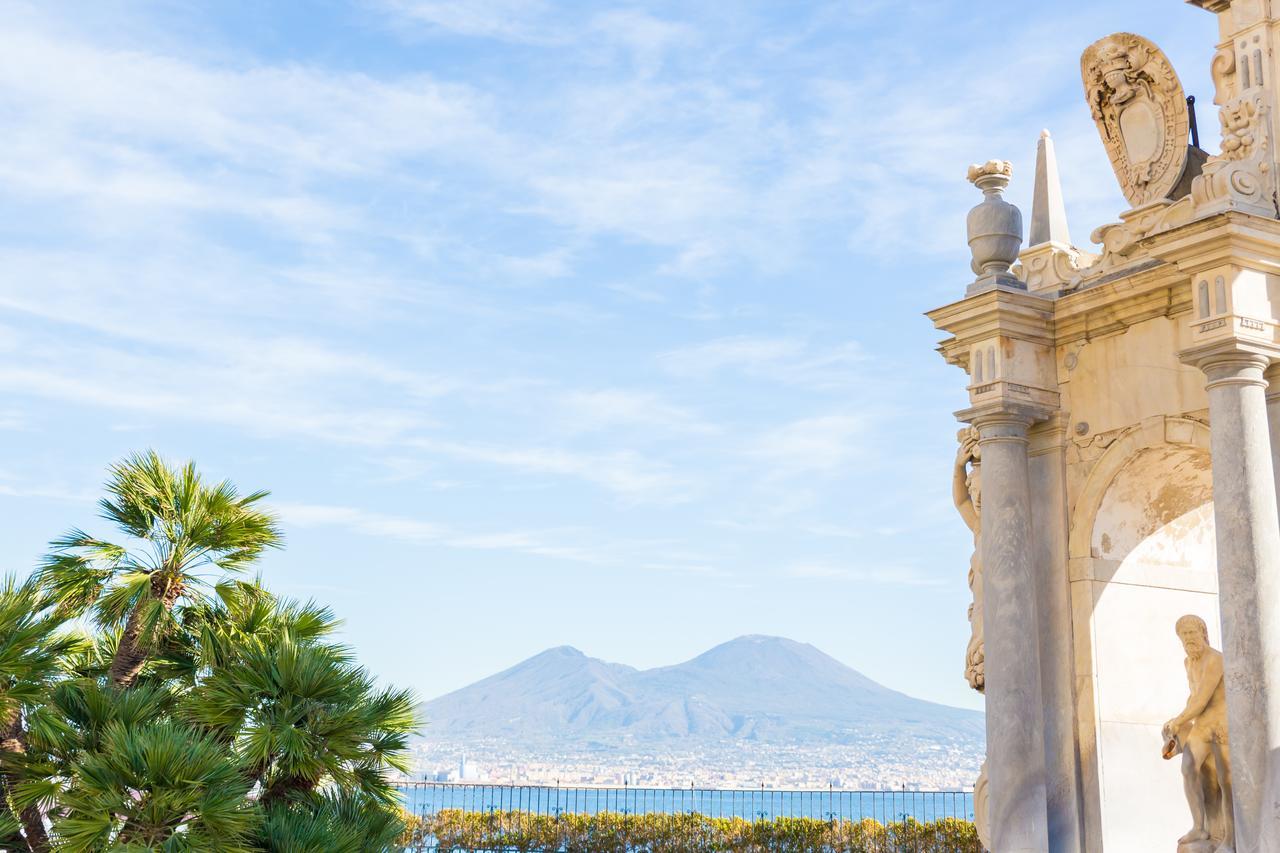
[{"x1": 400, "y1": 781, "x2": 977, "y2": 851}]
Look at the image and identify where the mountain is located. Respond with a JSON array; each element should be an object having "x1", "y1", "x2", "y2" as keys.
[{"x1": 417, "y1": 635, "x2": 984, "y2": 751}]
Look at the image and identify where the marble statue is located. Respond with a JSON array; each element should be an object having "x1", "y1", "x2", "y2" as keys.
[
  {"x1": 952, "y1": 426, "x2": 984, "y2": 693},
  {"x1": 954, "y1": 427, "x2": 991, "y2": 852},
  {"x1": 1161, "y1": 615, "x2": 1233, "y2": 853}
]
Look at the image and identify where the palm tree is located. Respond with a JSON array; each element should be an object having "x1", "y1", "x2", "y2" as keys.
[
  {"x1": 178, "y1": 580, "x2": 341, "y2": 680},
  {"x1": 182, "y1": 632, "x2": 416, "y2": 808},
  {"x1": 38, "y1": 451, "x2": 281, "y2": 688},
  {"x1": 0, "y1": 576, "x2": 83, "y2": 853},
  {"x1": 179, "y1": 592, "x2": 417, "y2": 848},
  {"x1": 21, "y1": 452, "x2": 418, "y2": 849},
  {"x1": 51, "y1": 719, "x2": 258, "y2": 851}
]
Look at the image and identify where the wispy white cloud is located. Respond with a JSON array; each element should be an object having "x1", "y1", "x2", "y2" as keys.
[
  {"x1": 0, "y1": 410, "x2": 28, "y2": 431},
  {"x1": 785, "y1": 563, "x2": 946, "y2": 588},
  {"x1": 406, "y1": 437, "x2": 694, "y2": 503},
  {"x1": 281, "y1": 502, "x2": 718, "y2": 571},
  {"x1": 658, "y1": 336, "x2": 867, "y2": 390},
  {"x1": 375, "y1": 0, "x2": 695, "y2": 76},
  {"x1": 749, "y1": 414, "x2": 866, "y2": 478},
  {"x1": 374, "y1": 0, "x2": 559, "y2": 43},
  {"x1": 282, "y1": 502, "x2": 611, "y2": 563},
  {"x1": 0, "y1": 325, "x2": 693, "y2": 502},
  {"x1": 0, "y1": 329, "x2": 439, "y2": 448},
  {"x1": 0, "y1": 480, "x2": 97, "y2": 504},
  {"x1": 556, "y1": 390, "x2": 718, "y2": 436},
  {"x1": 1, "y1": 0, "x2": 1142, "y2": 302}
]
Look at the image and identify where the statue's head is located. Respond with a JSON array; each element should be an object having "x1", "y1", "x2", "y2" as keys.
[
  {"x1": 1176, "y1": 614, "x2": 1210, "y2": 658},
  {"x1": 960, "y1": 427, "x2": 982, "y2": 511},
  {"x1": 966, "y1": 461, "x2": 982, "y2": 512}
]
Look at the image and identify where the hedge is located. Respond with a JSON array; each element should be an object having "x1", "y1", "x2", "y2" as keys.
[{"x1": 400, "y1": 809, "x2": 980, "y2": 852}]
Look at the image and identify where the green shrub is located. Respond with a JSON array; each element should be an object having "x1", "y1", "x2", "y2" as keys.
[{"x1": 400, "y1": 808, "x2": 980, "y2": 852}]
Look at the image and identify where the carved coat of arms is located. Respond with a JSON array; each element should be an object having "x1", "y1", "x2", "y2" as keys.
[{"x1": 1082, "y1": 33, "x2": 1197, "y2": 207}]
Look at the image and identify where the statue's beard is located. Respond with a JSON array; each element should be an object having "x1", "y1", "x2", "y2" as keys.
[{"x1": 1186, "y1": 646, "x2": 1204, "y2": 660}]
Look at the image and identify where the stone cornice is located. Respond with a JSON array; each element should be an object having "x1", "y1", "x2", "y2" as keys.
[
  {"x1": 1146, "y1": 211, "x2": 1280, "y2": 274},
  {"x1": 933, "y1": 247, "x2": 1198, "y2": 358},
  {"x1": 927, "y1": 287, "x2": 1054, "y2": 369},
  {"x1": 1053, "y1": 259, "x2": 1189, "y2": 345},
  {"x1": 955, "y1": 398, "x2": 1057, "y2": 430}
]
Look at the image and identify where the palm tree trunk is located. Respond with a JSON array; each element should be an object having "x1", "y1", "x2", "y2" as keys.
[
  {"x1": 261, "y1": 774, "x2": 318, "y2": 807},
  {"x1": 108, "y1": 603, "x2": 149, "y2": 688},
  {"x1": 0, "y1": 710, "x2": 49, "y2": 853},
  {"x1": 109, "y1": 573, "x2": 183, "y2": 689}
]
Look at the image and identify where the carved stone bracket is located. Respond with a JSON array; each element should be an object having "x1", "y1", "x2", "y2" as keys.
[
  {"x1": 1192, "y1": 91, "x2": 1278, "y2": 218},
  {"x1": 1020, "y1": 242, "x2": 1098, "y2": 293},
  {"x1": 1087, "y1": 197, "x2": 1195, "y2": 271}
]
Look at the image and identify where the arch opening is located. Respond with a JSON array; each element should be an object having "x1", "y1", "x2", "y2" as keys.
[{"x1": 1083, "y1": 441, "x2": 1219, "y2": 851}]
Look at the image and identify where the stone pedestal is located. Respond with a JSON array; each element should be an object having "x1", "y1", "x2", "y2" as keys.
[
  {"x1": 972, "y1": 406, "x2": 1051, "y2": 853},
  {"x1": 1177, "y1": 840, "x2": 1215, "y2": 853}
]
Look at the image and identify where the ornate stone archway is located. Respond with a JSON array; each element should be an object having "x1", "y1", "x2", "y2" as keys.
[
  {"x1": 1067, "y1": 416, "x2": 1219, "y2": 850},
  {"x1": 928, "y1": 6, "x2": 1280, "y2": 849}
]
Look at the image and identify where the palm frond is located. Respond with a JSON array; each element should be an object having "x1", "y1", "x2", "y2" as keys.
[
  {"x1": 91, "y1": 571, "x2": 152, "y2": 631},
  {"x1": 53, "y1": 719, "x2": 258, "y2": 852},
  {"x1": 258, "y1": 790, "x2": 405, "y2": 852}
]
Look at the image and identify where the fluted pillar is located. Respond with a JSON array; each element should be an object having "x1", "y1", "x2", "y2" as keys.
[
  {"x1": 973, "y1": 407, "x2": 1050, "y2": 853},
  {"x1": 1197, "y1": 352, "x2": 1280, "y2": 852}
]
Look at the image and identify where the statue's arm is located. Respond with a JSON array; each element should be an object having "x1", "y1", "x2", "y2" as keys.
[{"x1": 1171, "y1": 656, "x2": 1222, "y2": 728}]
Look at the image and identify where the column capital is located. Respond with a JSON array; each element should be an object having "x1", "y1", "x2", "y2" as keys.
[
  {"x1": 1266, "y1": 362, "x2": 1280, "y2": 400},
  {"x1": 956, "y1": 399, "x2": 1055, "y2": 436},
  {"x1": 1178, "y1": 338, "x2": 1279, "y2": 380}
]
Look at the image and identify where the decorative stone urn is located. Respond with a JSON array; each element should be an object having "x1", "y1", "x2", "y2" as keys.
[{"x1": 965, "y1": 160, "x2": 1025, "y2": 293}]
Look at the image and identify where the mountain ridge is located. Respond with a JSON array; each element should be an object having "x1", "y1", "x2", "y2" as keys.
[{"x1": 417, "y1": 635, "x2": 984, "y2": 749}]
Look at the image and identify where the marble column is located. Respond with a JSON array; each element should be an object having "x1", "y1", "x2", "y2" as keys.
[
  {"x1": 1028, "y1": 420, "x2": 1083, "y2": 853},
  {"x1": 1265, "y1": 363, "x2": 1280, "y2": 527},
  {"x1": 974, "y1": 409, "x2": 1050, "y2": 853},
  {"x1": 1199, "y1": 352, "x2": 1280, "y2": 852}
]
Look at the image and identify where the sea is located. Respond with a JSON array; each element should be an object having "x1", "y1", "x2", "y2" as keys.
[{"x1": 400, "y1": 782, "x2": 975, "y2": 824}]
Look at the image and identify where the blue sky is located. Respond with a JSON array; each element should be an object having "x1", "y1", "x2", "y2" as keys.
[{"x1": 0, "y1": 0, "x2": 1217, "y2": 711}]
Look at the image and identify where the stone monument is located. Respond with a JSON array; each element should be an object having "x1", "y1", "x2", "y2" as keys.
[
  {"x1": 1162, "y1": 614, "x2": 1233, "y2": 853},
  {"x1": 927, "y1": 3, "x2": 1280, "y2": 850}
]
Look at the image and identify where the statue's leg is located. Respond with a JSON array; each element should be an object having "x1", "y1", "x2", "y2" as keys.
[
  {"x1": 1179, "y1": 740, "x2": 1211, "y2": 843},
  {"x1": 1214, "y1": 742, "x2": 1233, "y2": 853}
]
